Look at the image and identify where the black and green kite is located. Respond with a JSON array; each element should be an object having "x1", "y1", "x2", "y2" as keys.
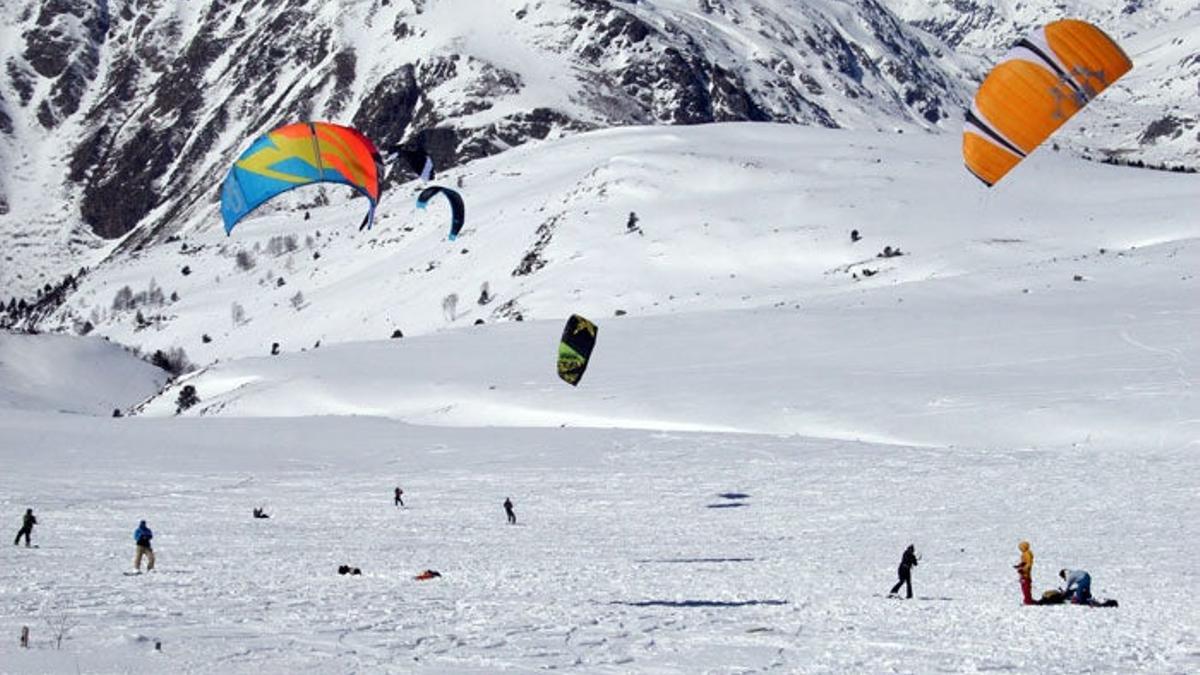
[{"x1": 557, "y1": 314, "x2": 597, "y2": 386}]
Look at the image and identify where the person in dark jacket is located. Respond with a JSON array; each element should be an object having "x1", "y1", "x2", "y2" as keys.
[
  {"x1": 394, "y1": 487, "x2": 404, "y2": 508},
  {"x1": 133, "y1": 520, "x2": 155, "y2": 571},
  {"x1": 13, "y1": 508, "x2": 36, "y2": 547},
  {"x1": 503, "y1": 497, "x2": 516, "y2": 525},
  {"x1": 889, "y1": 544, "x2": 919, "y2": 599}
]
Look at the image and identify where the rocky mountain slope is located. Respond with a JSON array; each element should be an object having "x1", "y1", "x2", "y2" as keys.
[{"x1": 0, "y1": 0, "x2": 970, "y2": 298}]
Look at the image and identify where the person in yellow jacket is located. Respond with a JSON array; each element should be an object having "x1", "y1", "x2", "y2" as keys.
[{"x1": 1014, "y1": 541, "x2": 1034, "y2": 605}]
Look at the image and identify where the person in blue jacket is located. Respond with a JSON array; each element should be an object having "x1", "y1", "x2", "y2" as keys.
[
  {"x1": 1059, "y1": 569, "x2": 1092, "y2": 604},
  {"x1": 133, "y1": 520, "x2": 155, "y2": 572}
]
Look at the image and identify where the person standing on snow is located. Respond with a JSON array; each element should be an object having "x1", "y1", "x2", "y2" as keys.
[
  {"x1": 889, "y1": 544, "x2": 919, "y2": 599},
  {"x1": 1014, "y1": 541, "x2": 1035, "y2": 605},
  {"x1": 503, "y1": 498, "x2": 516, "y2": 525},
  {"x1": 133, "y1": 520, "x2": 155, "y2": 572},
  {"x1": 13, "y1": 508, "x2": 36, "y2": 547},
  {"x1": 394, "y1": 487, "x2": 404, "y2": 508},
  {"x1": 1059, "y1": 568, "x2": 1092, "y2": 604}
]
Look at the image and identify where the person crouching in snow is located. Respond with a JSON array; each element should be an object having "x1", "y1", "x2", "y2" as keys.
[
  {"x1": 889, "y1": 544, "x2": 919, "y2": 599},
  {"x1": 1060, "y1": 569, "x2": 1092, "y2": 604},
  {"x1": 133, "y1": 520, "x2": 155, "y2": 572},
  {"x1": 1014, "y1": 541, "x2": 1034, "y2": 605}
]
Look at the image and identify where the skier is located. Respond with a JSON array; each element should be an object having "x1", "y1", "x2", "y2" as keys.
[
  {"x1": 1059, "y1": 568, "x2": 1092, "y2": 604},
  {"x1": 851, "y1": 229, "x2": 862, "y2": 243},
  {"x1": 1014, "y1": 541, "x2": 1034, "y2": 605},
  {"x1": 13, "y1": 508, "x2": 36, "y2": 547},
  {"x1": 889, "y1": 544, "x2": 919, "y2": 599},
  {"x1": 252, "y1": 507, "x2": 269, "y2": 519},
  {"x1": 394, "y1": 487, "x2": 404, "y2": 508},
  {"x1": 133, "y1": 520, "x2": 155, "y2": 572},
  {"x1": 503, "y1": 497, "x2": 516, "y2": 525}
]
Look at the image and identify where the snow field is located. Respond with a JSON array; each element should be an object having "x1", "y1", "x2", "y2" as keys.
[{"x1": 0, "y1": 412, "x2": 1196, "y2": 672}]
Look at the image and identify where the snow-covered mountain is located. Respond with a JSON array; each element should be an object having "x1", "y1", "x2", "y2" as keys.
[
  {"x1": 0, "y1": 125, "x2": 1197, "y2": 670},
  {"x1": 24, "y1": 123, "x2": 1200, "y2": 379},
  {"x1": 885, "y1": 0, "x2": 1200, "y2": 167},
  {"x1": 0, "y1": 0, "x2": 971, "y2": 298}
]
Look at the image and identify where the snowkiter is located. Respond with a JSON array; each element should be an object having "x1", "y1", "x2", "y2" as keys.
[
  {"x1": 1060, "y1": 569, "x2": 1092, "y2": 604},
  {"x1": 1014, "y1": 541, "x2": 1034, "y2": 605},
  {"x1": 133, "y1": 520, "x2": 155, "y2": 571},
  {"x1": 394, "y1": 487, "x2": 404, "y2": 507},
  {"x1": 13, "y1": 508, "x2": 36, "y2": 547},
  {"x1": 889, "y1": 544, "x2": 919, "y2": 599},
  {"x1": 504, "y1": 498, "x2": 516, "y2": 525}
]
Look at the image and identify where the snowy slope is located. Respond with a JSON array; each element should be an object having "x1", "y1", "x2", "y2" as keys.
[
  {"x1": 135, "y1": 282, "x2": 1200, "y2": 453},
  {"x1": 41, "y1": 123, "x2": 1200, "y2": 371},
  {"x1": 0, "y1": 0, "x2": 969, "y2": 298},
  {"x1": 0, "y1": 386, "x2": 1196, "y2": 671},
  {"x1": 0, "y1": 332, "x2": 166, "y2": 415}
]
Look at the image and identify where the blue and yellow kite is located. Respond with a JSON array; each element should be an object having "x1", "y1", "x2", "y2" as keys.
[{"x1": 220, "y1": 122, "x2": 384, "y2": 234}]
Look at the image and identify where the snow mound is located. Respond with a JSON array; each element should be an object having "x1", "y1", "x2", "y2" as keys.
[{"x1": 0, "y1": 332, "x2": 166, "y2": 415}]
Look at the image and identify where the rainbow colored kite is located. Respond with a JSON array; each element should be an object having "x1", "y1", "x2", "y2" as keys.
[{"x1": 220, "y1": 122, "x2": 383, "y2": 234}]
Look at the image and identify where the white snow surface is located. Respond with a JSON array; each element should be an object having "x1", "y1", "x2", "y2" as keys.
[
  {"x1": 0, "y1": 411, "x2": 1197, "y2": 672},
  {"x1": 1, "y1": 123, "x2": 1198, "y2": 672},
  {"x1": 0, "y1": 332, "x2": 166, "y2": 415}
]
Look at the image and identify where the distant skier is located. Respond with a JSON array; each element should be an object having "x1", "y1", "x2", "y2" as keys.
[
  {"x1": 850, "y1": 229, "x2": 861, "y2": 243},
  {"x1": 889, "y1": 544, "x2": 919, "y2": 599},
  {"x1": 133, "y1": 520, "x2": 155, "y2": 572},
  {"x1": 13, "y1": 508, "x2": 36, "y2": 547},
  {"x1": 503, "y1": 497, "x2": 516, "y2": 525},
  {"x1": 252, "y1": 507, "x2": 269, "y2": 519},
  {"x1": 394, "y1": 487, "x2": 404, "y2": 508},
  {"x1": 1014, "y1": 541, "x2": 1034, "y2": 605},
  {"x1": 1059, "y1": 568, "x2": 1092, "y2": 604}
]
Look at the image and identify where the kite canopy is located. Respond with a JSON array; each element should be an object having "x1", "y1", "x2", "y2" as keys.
[
  {"x1": 557, "y1": 314, "x2": 597, "y2": 386},
  {"x1": 220, "y1": 122, "x2": 383, "y2": 234},
  {"x1": 963, "y1": 19, "x2": 1131, "y2": 187},
  {"x1": 416, "y1": 186, "x2": 466, "y2": 240}
]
